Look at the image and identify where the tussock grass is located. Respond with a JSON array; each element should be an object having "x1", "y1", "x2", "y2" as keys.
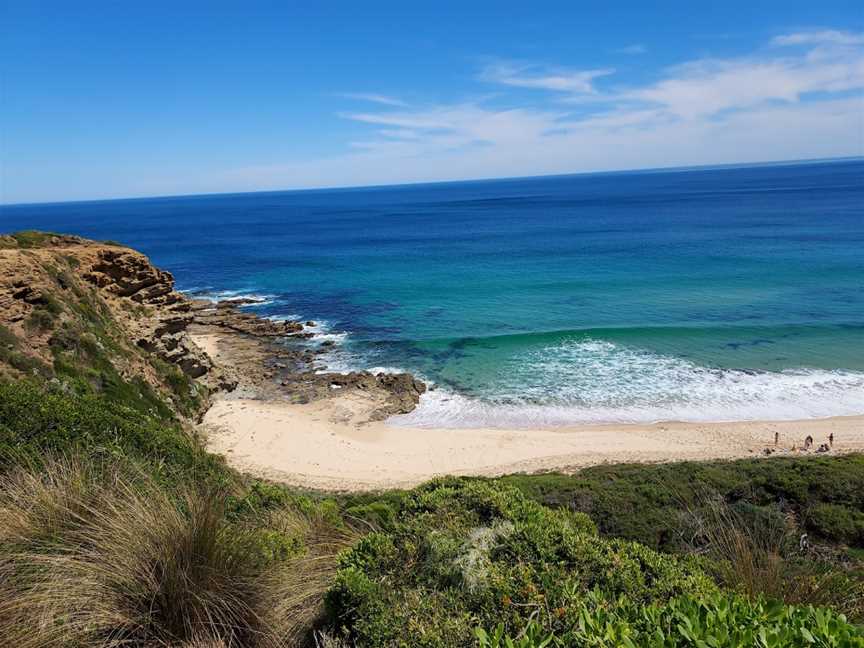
[
  {"x1": 684, "y1": 494, "x2": 864, "y2": 620},
  {"x1": 684, "y1": 494, "x2": 791, "y2": 599},
  {"x1": 0, "y1": 455, "x2": 360, "y2": 647}
]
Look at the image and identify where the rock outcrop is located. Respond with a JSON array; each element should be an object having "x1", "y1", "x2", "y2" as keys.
[
  {"x1": 0, "y1": 232, "x2": 427, "y2": 423},
  {"x1": 77, "y1": 246, "x2": 237, "y2": 391}
]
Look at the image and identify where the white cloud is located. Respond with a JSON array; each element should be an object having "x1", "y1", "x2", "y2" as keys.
[
  {"x1": 217, "y1": 31, "x2": 864, "y2": 195},
  {"x1": 340, "y1": 103, "x2": 567, "y2": 157},
  {"x1": 480, "y1": 62, "x2": 614, "y2": 94},
  {"x1": 336, "y1": 92, "x2": 407, "y2": 107},
  {"x1": 626, "y1": 55, "x2": 864, "y2": 119},
  {"x1": 7, "y1": 28, "x2": 863, "y2": 203},
  {"x1": 772, "y1": 30, "x2": 864, "y2": 47},
  {"x1": 220, "y1": 96, "x2": 861, "y2": 191},
  {"x1": 614, "y1": 44, "x2": 647, "y2": 55}
]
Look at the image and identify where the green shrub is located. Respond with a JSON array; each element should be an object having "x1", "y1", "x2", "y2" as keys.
[
  {"x1": 477, "y1": 591, "x2": 864, "y2": 647},
  {"x1": 230, "y1": 480, "x2": 294, "y2": 513},
  {"x1": 48, "y1": 325, "x2": 177, "y2": 422},
  {"x1": 0, "y1": 324, "x2": 18, "y2": 348},
  {"x1": 345, "y1": 501, "x2": 399, "y2": 529},
  {"x1": 5, "y1": 351, "x2": 51, "y2": 377},
  {"x1": 150, "y1": 356, "x2": 206, "y2": 416},
  {"x1": 501, "y1": 456, "x2": 864, "y2": 550},
  {"x1": 9, "y1": 230, "x2": 63, "y2": 248},
  {"x1": 326, "y1": 478, "x2": 712, "y2": 646},
  {"x1": 24, "y1": 308, "x2": 56, "y2": 332},
  {"x1": 807, "y1": 504, "x2": 864, "y2": 545},
  {"x1": 0, "y1": 380, "x2": 228, "y2": 488}
]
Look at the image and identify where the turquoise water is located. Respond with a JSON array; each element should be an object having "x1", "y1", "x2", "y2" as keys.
[{"x1": 4, "y1": 159, "x2": 863, "y2": 426}]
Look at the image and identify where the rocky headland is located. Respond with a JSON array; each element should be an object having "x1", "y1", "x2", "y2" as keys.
[
  {"x1": 5, "y1": 232, "x2": 862, "y2": 494},
  {"x1": 0, "y1": 232, "x2": 425, "y2": 425}
]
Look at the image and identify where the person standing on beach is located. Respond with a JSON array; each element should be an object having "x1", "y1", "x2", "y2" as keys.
[{"x1": 829, "y1": 432, "x2": 834, "y2": 448}]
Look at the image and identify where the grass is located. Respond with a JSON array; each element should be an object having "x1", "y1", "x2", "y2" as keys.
[
  {"x1": 23, "y1": 307, "x2": 57, "y2": 332},
  {"x1": 682, "y1": 496, "x2": 864, "y2": 621},
  {"x1": 0, "y1": 454, "x2": 358, "y2": 648},
  {"x1": 7, "y1": 230, "x2": 64, "y2": 248},
  {"x1": 0, "y1": 379, "x2": 228, "y2": 488},
  {"x1": 0, "y1": 455, "x2": 263, "y2": 647},
  {"x1": 683, "y1": 496, "x2": 792, "y2": 599}
]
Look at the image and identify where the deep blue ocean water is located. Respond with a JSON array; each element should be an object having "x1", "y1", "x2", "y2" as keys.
[{"x1": 3, "y1": 159, "x2": 863, "y2": 426}]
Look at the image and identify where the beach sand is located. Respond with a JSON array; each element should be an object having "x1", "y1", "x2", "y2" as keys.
[{"x1": 200, "y1": 388, "x2": 864, "y2": 491}]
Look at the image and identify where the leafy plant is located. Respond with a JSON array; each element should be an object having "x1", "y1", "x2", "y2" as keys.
[{"x1": 477, "y1": 592, "x2": 864, "y2": 647}]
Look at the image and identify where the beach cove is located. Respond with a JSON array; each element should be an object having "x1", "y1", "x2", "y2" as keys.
[{"x1": 193, "y1": 329, "x2": 864, "y2": 491}]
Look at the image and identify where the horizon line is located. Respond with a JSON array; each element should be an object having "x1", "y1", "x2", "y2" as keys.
[{"x1": 2, "y1": 155, "x2": 862, "y2": 208}]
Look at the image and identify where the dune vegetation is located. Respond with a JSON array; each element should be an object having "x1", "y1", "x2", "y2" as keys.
[
  {"x1": 1, "y1": 378, "x2": 862, "y2": 646},
  {"x1": 0, "y1": 232, "x2": 862, "y2": 645}
]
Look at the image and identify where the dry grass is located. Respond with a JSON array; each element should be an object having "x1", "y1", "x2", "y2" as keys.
[
  {"x1": 683, "y1": 495, "x2": 791, "y2": 599},
  {"x1": 0, "y1": 455, "x2": 361, "y2": 647},
  {"x1": 260, "y1": 510, "x2": 362, "y2": 644},
  {"x1": 683, "y1": 494, "x2": 864, "y2": 621}
]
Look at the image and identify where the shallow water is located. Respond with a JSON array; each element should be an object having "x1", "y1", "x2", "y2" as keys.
[{"x1": 4, "y1": 159, "x2": 863, "y2": 426}]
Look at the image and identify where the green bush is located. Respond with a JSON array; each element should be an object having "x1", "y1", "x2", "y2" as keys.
[
  {"x1": 9, "y1": 230, "x2": 63, "y2": 248},
  {"x1": 345, "y1": 500, "x2": 400, "y2": 529},
  {"x1": 807, "y1": 504, "x2": 864, "y2": 545},
  {"x1": 48, "y1": 323, "x2": 177, "y2": 422},
  {"x1": 326, "y1": 478, "x2": 713, "y2": 646},
  {"x1": 0, "y1": 325, "x2": 17, "y2": 348},
  {"x1": 150, "y1": 356, "x2": 206, "y2": 416},
  {"x1": 24, "y1": 308, "x2": 57, "y2": 332},
  {"x1": 477, "y1": 591, "x2": 864, "y2": 647},
  {"x1": 5, "y1": 351, "x2": 51, "y2": 377},
  {"x1": 501, "y1": 456, "x2": 864, "y2": 550},
  {"x1": 0, "y1": 380, "x2": 228, "y2": 487},
  {"x1": 227, "y1": 480, "x2": 341, "y2": 523}
]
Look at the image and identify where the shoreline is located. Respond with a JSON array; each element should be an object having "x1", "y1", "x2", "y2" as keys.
[
  {"x1": 201, "y1": 395, "x2": 864, "y2": 491},
  {"x1": 192, "y1": 330, "x2": 864, "y2": 491}
]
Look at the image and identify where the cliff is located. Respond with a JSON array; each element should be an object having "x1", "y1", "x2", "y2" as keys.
[{"x1": 0, "y1": 231, "x2": 424, "y2": 423}]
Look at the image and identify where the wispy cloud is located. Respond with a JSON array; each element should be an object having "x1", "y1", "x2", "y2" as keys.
[
  {"x1": 219, "y1": 30, "x2": 864, "y2": 193},
  {"x1": 340, "y1": 103, "x2": 568, "y2": 156},
  {"x1": 479, "y1": 62, "x2": 614, "y2": 94},
  {"x1": 614, "y1": 44, "x2": 647, "y2": 55},
  {"x1": 336, "y1": 92, "x2": 408, "y2": 107},
  {"x1": 771, "y1": 29, "x2": 864, "y2": 47},
  {"x1": 625, "y1": 51, "x2": 864, "y2": 119}
]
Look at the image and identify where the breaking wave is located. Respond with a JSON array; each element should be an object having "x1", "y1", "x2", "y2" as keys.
[{"x1": 390, "y1": 338, "x2": 864, "y2": 428}]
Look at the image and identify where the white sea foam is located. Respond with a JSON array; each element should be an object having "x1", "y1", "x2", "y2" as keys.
[
  {"x1": 390, "y1": 338, "x2": 864, "y2": 428},
  {"x1": 366, "y1": 366, "x2": 413, "y2": 375},
  {"x1": 183, "y1": 288, "x2": 277, "y2": 307},
  {"x1": 292, "y1": 320, "x2": 357, "y2": 374}
]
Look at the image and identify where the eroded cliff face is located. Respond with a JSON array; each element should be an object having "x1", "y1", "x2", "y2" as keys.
[
  {"x1": 0, "y1": 232, "x2": 426, "y2": 423},
  {"x1": 0, "y1": 233, "x2": 228, "y2": 417}
]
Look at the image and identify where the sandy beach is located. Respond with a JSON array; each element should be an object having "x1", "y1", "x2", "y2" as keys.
[{"x1": 200, "y1": 388, "x2": 864, "y2": 491}]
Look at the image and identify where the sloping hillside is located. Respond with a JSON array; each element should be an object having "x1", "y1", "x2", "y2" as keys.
[{"x1": 0, "y1": 231, "x2": 226, "y2": 419}]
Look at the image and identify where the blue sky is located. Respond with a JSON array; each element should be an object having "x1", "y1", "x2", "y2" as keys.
[{"x1": 1, "y1": 1, "x2": 863, "y2": 203}]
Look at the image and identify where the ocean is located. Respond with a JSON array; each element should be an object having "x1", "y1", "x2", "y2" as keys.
[{"x1": 3, "y1": 159, "x2": 863, "y2": 427}]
